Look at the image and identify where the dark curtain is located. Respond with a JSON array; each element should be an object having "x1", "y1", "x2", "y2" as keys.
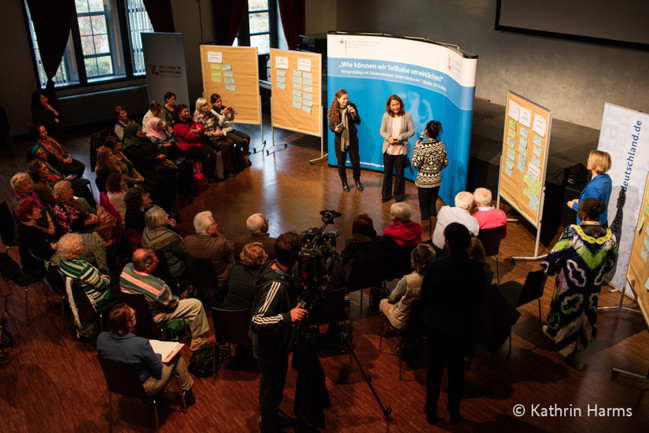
[
  {"x1": 278, "y1": 0, "x2": 305, "y2": 50},
  {"x1": 212, "y1": 0, "x2": 246, "y2": 45},
  {"x1": 26, "y1": 0, "x2": 76, "y2": 105},
  {"x1": 143, "y1": 0, "x2": 175, "y2": 32}
]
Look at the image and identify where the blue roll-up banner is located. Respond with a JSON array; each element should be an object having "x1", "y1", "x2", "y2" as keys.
[{"x1": 327, "y1": 33, "x2": 477, "y2": 205}]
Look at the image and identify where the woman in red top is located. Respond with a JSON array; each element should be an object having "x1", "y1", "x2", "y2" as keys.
[{"x1": 173, "y1": 104, "x2": 218, "y2": 181}]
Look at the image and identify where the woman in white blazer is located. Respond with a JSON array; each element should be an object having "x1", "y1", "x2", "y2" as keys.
[{"x1": 380, "y1": 94, "x2": 415, "y2": 202}]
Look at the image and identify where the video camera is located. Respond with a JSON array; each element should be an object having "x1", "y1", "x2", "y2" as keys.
[{"x1": 296, "y1": 209, "x2": 341, "y2": 308}]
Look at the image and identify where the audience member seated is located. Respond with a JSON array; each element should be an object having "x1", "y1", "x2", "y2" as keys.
[
  {"x1": 51, "y1": 225, "x2": 115, "y2": 275},
  {"x1": 210, "y1": 93, "x2": 251, "y2": 167},
  {"x1": 15, "y1": 198, "x2": 57, "y2": 274},
  {"x1": 432, "y1": 191, "x2": 480, "y2": 251},
  {"x1": 122, "y1": 123, "x2": 178, "y2": 212},
  {"x1": 28, "y1": 147, "x2": 96, "y2": 207},
  {"x1": 142, "y1": 101, "x2": 170, "y2": 134},
  {"x1": 467, "y1": 237, "x2": 493, "y2": 284},
  {"x1": 28, "y1": 159, "x2": 56, "y2": 209},
  {"x1": 141, "y1": 206, "x2": 185, "y2": 281},
  {"x1": 223, "y1": 242, "x2": 267, "y2": 311},
  {"x1": 383, "y1": 202, "x2": 423, "y2": 246},
  {"x1": 421, "y1": 223, "x2": 487, "y2": 425},
  {"x1": 472, "y1": 187, "x2": 507, "y2": 237},
  {"x1": 379, "y1": 243, "x2": 435, "y2": 331},
  {"x1": 193, "y1": 97, "x2": 236, "y2": 177},
  {"x1": 173, "y1": 103, "x2": 219, "y2": 182},
  {"x1": 102, "y1": 136, "x2": 146, "y2": 188},
  {"x1": 184, "y1": 210, "x2": 235, "y2": 288},
  {"x1": 105, "y1": 172, "x2": 128, "y2": 222},
  {"x1": 162, "y1": 92, "x2": 176, "y2": 126},
  {"x1": 124, "y1": 187, "x2": 151, "y2": 250},
  {"x1": 31, "y1": 90, "x2": 60, "y2": 139},
  {"x1": 10, "y1": 172, "x2": 56, "y2": 237},
  {"x1": 113, "y1": 105, "x2": 134, "y2": 141},
  {"x1": 233, "y1": 212, "x2": 277, "y2": 262},
  {"x1": 58, "y1": 233, "x2": 112, "y2": 308},
  {"x1": 53, "y1": 181, "x2": 97, "y2": 234},
  {"x1": 146, "y1": 116, "x2": 193, "y2": 196},
  {"x1": 97, "y1": 303, "x2": 195, "y2": 405},
  {"x1": 120, "y1": 248, "x2": 215, "y2": 351},
  {"x1": 35, "y1": 125, "x2": 85, "y2": 178}
]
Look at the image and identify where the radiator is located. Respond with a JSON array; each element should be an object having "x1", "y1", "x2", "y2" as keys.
[{"x1": 58, "y1": 85, "x2": 149, "y2": 127}]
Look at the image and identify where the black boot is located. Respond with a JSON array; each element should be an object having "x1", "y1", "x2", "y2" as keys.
[
  {"x1": 355, "y1": 179, "x2": 364, "y2": 191},
  {"x1": 342, "y1": 179, "x2": 350, "y2": 192}
]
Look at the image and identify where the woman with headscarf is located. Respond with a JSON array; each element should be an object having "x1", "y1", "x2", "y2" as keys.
[{"x1": 541, "y1": 198, "x2": 618, "y2": 358}]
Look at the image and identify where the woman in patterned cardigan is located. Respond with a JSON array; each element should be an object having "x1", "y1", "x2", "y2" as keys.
[{"x1": 412, "y1": 120, "x2": 448, "y2": 241}]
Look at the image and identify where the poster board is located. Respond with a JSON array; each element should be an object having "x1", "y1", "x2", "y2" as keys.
[
  {"x1": 499, "y1": 91, "x2": 552, "y2": 227},
  {"x1": 626, "y1": 172, "x2": 649, "y2": 325},
  {"x1": 269, "y1": 48, "x2": 322, "y2": 136},
  {"x1": 200, "y1": 45, "x2": 260, "y2": 124}
]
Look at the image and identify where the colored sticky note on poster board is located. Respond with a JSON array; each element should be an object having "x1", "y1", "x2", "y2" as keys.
[
  {"x1": 225, "y1": 85, "x2": 236, "y2": 91},
  {"x1": 293, "y1": 76, "x2": 302, "y2": 84},
  {"x1": 275, "y1": 56, "x2": 289, "y2": 69},
  {"x1": 523, "y1": 187, "x2": 531, "y2": 198},
  {"x1": 303, "y1": 86, "x2": 313, "y2": 93},
  {"x1": 531, "y1": 155, "x2": 541, "y2": 167},
  {"x1": 533, "y1": 135, "x2": 542, "y2": 146},
  {"x1": 292, "y1": 101, "x2": 301, "y2": 109},
  {"x1": 302, "y1": 105, "x2": 312, "y2": 114},
  {"x1": 276, "y1": 76, "x2": 285, "y2": 83},
  {"x1": 293, "y1": 96, "x2": 302, "y2": 104},
  {"x1": 294, "y1": 84, "x2": 302, "y2": 90},
  {"x1": 508, "y1": 119, "x2": 516, "y2": 130},
  {"x1": 222, "y1": 64, "x2": 232, "y2": 70},
  {"x1": 517, "y1": 162, "x2": 525, "y2": 172},
  {"x1": 507, "y1": 128, "x2": 516, "y2": 139},
  {"x1": 303, "y1": 79, "x2": 313, "y2": 86},
  {"x1": 223, "y1": 71, "x2": 233, "y2": 77},
  {"x1": 643, "y1": 235, "x2": 649, "y2": 252},
  {"x1": 211, "y1": 73, "x2": 221, "y2": 82},
  {"x1": 519, "y1": 136, "x2": 527, "y2": 147},
  {"x1": 207, "y1": 51, "x2": 222, "y2": 63},
  {"x1": 518, "y1": 154, "x2": 526, "y2": 165},
  {"x1": 518, "y1": 142, "x2": 527, "y2": 154},
  {"x1": 303, "y1": 72, "x2": 312, "y2": 80},
  {"x1": 507, "y1": 137, "x2": 515, "y2": 148},
  {"x1": 276, "y1": 82, "x2": 286, "y2": 90},
  {"x1": 505, "y1": 166, "x2": 513, "y2": 177},
  {"x1": 533, "y1": 145, "x2": 542, "y2": 157},
  {"x1": 519, "y1": 107, "x2": 532, "y2": 128},
  {"x1": 520, "y1": 128, "x2": 529, "y2": 139},
  {"x1": 529, "y1": 195, "x2": 539, "y2": 211},
  {"x1": 527, "y1": 162, "x2": 540, "y2": 180},
  {"x1": 276, "y1": 70, "x2": 286, "y2": 77},
  {"x1": 638, "y1": 214, "x2": 645, "y2": 234},
  {"x1": 292, "y1": 89, "x2": 301, "y2": 97},
  {"x1": 641, "y1": 247, "x2": 648, "y2": 262},
  {"x1": 297, "y1": 58, "x2": 312, "y2": 72},
  {"x1": 224, "y1": 78, "x2": 235, "y2": 84},
  {"x1": 507, "y1": 148, "x2": 515, "y2": 161},
  {"x1": 303, "y1": 93, "x2": 312, "y2": 100},
  {"x1": 293, "y1": 70, "x2": 302, "y2": 77},
  {"x1": 303, "y1": 99, "x2": 312, "y2": 107},
  {"x1": 210, "y1": 63, "x2": 221, "y2": 70}
]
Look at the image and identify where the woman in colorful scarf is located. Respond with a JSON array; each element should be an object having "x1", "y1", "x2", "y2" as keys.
[{"x1": 541, "y1": 198, "x2": 618, "y2": 357}]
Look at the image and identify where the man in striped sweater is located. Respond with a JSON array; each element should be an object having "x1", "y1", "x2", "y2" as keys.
[
  {"x1": 120, "y1": 248, "x2": 214, "y2": 351},
  {"x1": 250, "y1": 231, "x2": 307, "y2": 433},
  {"x1": 58, "y1": 233, "x2": 111, "y2": 308}
]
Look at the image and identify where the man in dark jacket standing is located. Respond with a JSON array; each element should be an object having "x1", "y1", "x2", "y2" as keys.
[
  {"x1": 250, "y1": 231, "x2": 307, "y2": 433},
  {"x1": 420, "y1": 223, "x2": 486, "y2": 425}
]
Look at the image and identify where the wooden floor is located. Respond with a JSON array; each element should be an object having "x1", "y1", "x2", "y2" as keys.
[{"x1": 1, "y1": 120, "x2": 649, "y2": 433}]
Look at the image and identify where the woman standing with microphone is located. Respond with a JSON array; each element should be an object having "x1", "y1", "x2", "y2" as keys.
[
  {"x1": 329, "y1": 89, "x2": 362, "y2": 192},
  {"x1": 380, "y1": 94, "x2": 415, "y2": 202}
]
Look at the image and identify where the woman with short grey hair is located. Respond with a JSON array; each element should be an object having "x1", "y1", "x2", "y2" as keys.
[{"x1": 141, "y1": 205, "x2": 185, "y2": 280}]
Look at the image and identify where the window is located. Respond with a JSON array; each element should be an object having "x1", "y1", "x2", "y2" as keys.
[{"x1": 25, "y1": 0, "x2": 154, "y2": 88}]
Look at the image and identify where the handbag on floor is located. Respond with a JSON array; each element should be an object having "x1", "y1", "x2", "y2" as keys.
[{"x1": 192, "y1": 162, "x2": 207, "y2": 190}]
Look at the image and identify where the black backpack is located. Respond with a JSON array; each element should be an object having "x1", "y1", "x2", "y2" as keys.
[{"x1": 188, "y1": 342, "x2": 219, "y2": 377}]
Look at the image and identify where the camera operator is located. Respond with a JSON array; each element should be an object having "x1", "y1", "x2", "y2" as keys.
[{"x1": 250, "y1": 231, "x2": 307, "y2": 433}]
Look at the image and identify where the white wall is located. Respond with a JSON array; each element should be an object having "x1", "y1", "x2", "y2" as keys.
[{"x1": 333, "y1": 0, "x2": 649, "y2": 129}]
